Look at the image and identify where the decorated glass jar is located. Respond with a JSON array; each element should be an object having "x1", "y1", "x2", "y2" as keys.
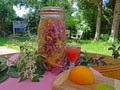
[{"x1": 38, "y1": 6, "x2": 66, "y2": 68}]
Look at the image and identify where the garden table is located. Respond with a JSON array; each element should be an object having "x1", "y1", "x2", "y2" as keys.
[
  {"x1": 0, "y1": 53, "x2": 102, "y2": 90},
  {"x1": 87, "y1": 53, "x2": 120, "y2": 80}
]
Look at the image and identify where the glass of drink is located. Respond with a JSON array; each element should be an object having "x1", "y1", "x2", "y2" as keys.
[{"x1": 66, "y1": 46, "x2": 81, "y2": 68}]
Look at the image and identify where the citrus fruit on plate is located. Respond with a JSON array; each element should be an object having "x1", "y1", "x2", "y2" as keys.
[{"x1": 68, "y1": 66, "x2": 94, "y2": 85}]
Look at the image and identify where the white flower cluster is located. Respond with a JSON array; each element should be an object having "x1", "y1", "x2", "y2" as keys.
[
  {"x1": 14, "y1": 36, "x2": 39, "y2": 79},
  {"x1": 14, "y1": 51, "x2": 38, "y2": 79}
]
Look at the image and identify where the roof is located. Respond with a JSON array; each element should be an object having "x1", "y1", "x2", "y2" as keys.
[{"x1": 15, "y1": 16, "x2": 24, "y2": 21}]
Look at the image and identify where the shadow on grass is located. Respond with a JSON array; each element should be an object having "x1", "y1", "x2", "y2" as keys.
[
  {"x1": 80, "y1": 40, "x2": 92, "y2": 44},
  {"x1": 0, "y1": 37, "x2": 10, "y2": 46},
  {"x1": 12, "y1": 36, "x2": 30, "y2": 42},
  {"x1": 66, "y1": 38, "x2": 91, "y2": 44}
]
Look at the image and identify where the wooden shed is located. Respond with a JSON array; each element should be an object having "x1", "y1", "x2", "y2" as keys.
[{"x1": 13, "y1": 16, "x2": 26, "y2": 35}]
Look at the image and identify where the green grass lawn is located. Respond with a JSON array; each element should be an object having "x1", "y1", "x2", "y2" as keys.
[
  {"x1": 66, "y1": 38, "x2": 119, "y2": 56},
  {"x1": 0, "y1": 36, "x2": 119, "y2": 56},
  {"x1": 0, "y1": 36, "x2": 30, "y2": 50}
]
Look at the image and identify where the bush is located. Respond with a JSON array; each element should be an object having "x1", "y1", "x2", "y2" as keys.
[{"x1": 100, "y1": 34, "x2": 109, "y2": 41}]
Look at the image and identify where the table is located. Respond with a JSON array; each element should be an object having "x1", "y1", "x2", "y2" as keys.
[
  {"x1": 0, "y1": 70, "x2": 102, "y2": 90},
  {"x1": 0, "y1": 71, "x2": 56, "y2": 90},
  {"x1": 88, "y1": 53, "x2": 120, "y2": 80},
  {"x1": 53, "y1": 69, "x2": 120, "y2": 90},
  {"x1": 0, "y1": 53, "x2": 102, "y2": 90}
]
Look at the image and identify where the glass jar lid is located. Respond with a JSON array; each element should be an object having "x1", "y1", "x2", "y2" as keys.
[{"x1": 40, "y1": 6, "x2": 64, "y2": 13}]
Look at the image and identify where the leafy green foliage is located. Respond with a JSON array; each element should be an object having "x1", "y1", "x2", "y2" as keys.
[
  {"x1": 65, "y1": 17, "x2": 77, "y2": 37},
  {"x1": 13, "y1": 36, "x2": 47, "y2": 82},
  {"x1": 24, "y1": 12, "x2": 39, "y2": 35},
  {"x1": 0, "y1": 71, "x2": 9, "y2": 83},
  {"x1": 100, "y1": 34, "x2": 109, "y2": 41},
  {"x1": 0, "y1": 58, "x2": 18, "y2": 83},
  {"x1": 0, "y1": 58, "x2": 7, "y2": 64},
  {"x1": 0, "y1": 0, "x2": 16, "y2": 37},
  {"x1": 19, "y1": 72, "x2": 27, "y2": 82},
  {"x1": 31, "y1": 74, "x2": 42, "y2": 82},
  {"x1": 7, "y1": 66, "x2": 18, "y2": 78},
  {"x1": 0, "y1": 59, "x2": 9, "y2": 83},
  {"x1": 75, "y1": 0, "x2": 98, "y2": 39},
  {"x1": 75, "y1": 51, "x2": 107, "y2": 67},
  {"x1": 0, "y1": 36, "x2": 47, "y2": 83},
  {"x1": 108, "y1": 44, "x2": 120, "y2": 59},
  {"x1": 0, "y1": 64, "x2": 8, "y2": 72}
]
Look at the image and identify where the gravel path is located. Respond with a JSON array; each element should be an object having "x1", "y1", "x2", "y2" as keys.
[{"x1": 0, "y1": 46, "x2": 19, "y2": 55}]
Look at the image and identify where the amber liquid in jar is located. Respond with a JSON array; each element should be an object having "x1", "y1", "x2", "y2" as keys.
[{"x1": 38, "y1": 6, "x2": 66, "y2": 68}]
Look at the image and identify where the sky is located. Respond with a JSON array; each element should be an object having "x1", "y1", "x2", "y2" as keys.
[
  {"x1": 13, "y1": 6, "x2": 29, "y2": 17},
  {"x1": 13, "y1": 4, "x2": 77, "y2": 17},
  {"x1": 13, "y1": 0, "x2": 108, "y2": 17}
]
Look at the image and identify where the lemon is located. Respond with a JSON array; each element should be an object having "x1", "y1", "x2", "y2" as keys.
[{"x1": 94, "y1": 83, "x2": 116, "y2": 90}]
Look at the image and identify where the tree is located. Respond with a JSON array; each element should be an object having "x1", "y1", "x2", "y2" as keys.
[
  {"x1": 78, "y1": 0, "x2": 103, "y2": 40},
  {"x1": 0, "y1": 0, "x2": 16, "y2": 37},
  {"x1": 101, "y1": 0, "x2": 115, "y2": 35},
  {"x1": 109, "y1": 0, "x2": 120, "y2": 42},
  {"x1": 76, "y1": 0, "x2": 98, "y2": 39},
  {"x1": 94, "y1": 0, "x2": 102, "y2": 41},
  {"x1": 65, "y1": 17, "x2": 77, "y2": 38}
]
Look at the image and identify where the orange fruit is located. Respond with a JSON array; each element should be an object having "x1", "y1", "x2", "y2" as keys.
[{"x1": 68, "y1": 66, "x2": 94, "y2": 85}]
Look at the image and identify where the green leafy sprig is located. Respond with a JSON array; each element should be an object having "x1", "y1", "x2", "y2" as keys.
[
  {"x1": 14, "y1": 36, "x2": 47, "y2": 82},
  {"x1": 0, "y1": 36, "x2": 47, "y2": 83},
  {"x1": 0, "y1": 57, "x2": 18, "y2": 83},
  {"x1": 75, "y1": 51, "x2": 107, "y2": 67},
  {"x1": 108, "y1": 44, "x2": 120, "y2": 59}
]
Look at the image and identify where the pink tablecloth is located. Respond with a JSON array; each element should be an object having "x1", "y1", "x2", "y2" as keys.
[
  {"x1": 0, "y1": 53, "x2": 102, "y2": 90},
  {"x1": 0, "y1": 71, "x2": 56, "y2": 90}
]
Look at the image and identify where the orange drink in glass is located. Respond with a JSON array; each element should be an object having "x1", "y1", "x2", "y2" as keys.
[{"x1": 66, "y1": 46, "x2": 81, "y2": 68}]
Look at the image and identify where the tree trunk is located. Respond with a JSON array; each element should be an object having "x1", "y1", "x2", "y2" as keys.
[
  {"x1": 109, "y1": 0, "x2": 120, "y2": 42},
  {"x1": 94, "y1": 0, "x2": 102, "y2": 41}
]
